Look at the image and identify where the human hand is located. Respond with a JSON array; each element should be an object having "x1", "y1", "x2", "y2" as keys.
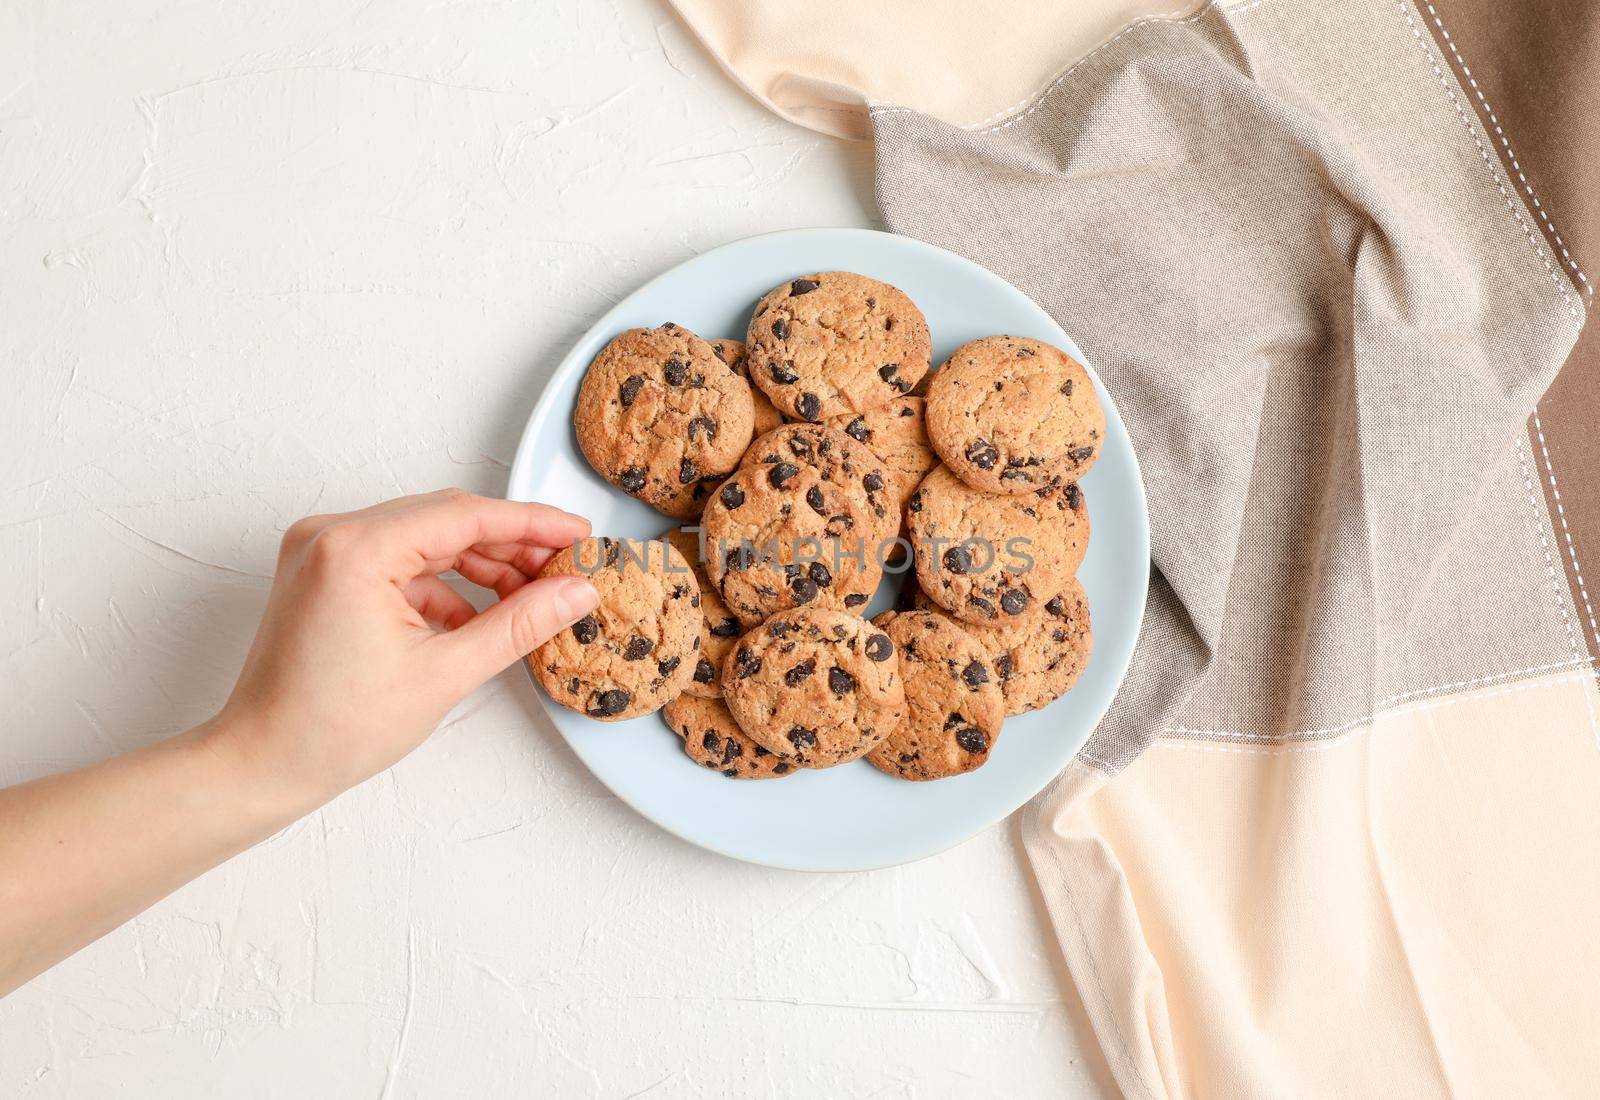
[{"x1": 208, "y1": 489, "x2": 597, "y2": 815}]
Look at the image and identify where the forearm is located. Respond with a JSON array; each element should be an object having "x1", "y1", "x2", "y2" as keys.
[{"x1": 0, "y1": 718, "x2": 305, "y2": 996}]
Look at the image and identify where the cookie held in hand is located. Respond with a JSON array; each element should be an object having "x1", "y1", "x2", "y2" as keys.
[{"x1": 530, "y1": 537, "x2": 700, "y2": 721}]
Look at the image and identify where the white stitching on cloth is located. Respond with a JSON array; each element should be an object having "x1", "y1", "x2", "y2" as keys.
[
  {"x1": 1532, "y1": 413, "x2": 1600, "y2": 652},
  {"x1": 1518, "y1": 437, "x2": 1582, "y2": 662},
  {"x1": 1154, "y1": 657, "x2": 1597, "y2": 742},
  {"x1": 867, "y1": 2, "x2": 1238, "y2": 131},
  {"x1": 1158, "y1": 670, "x2": 1595, "y2": 753},
  {"x1": 1528, "y1": 413, "x2": 1600, "y2": 745},
  {"x1": 1421, "y1": 1, "x2": 1593, "y2": 299},
  {"x1": 1396, "y1": 0, "x2": 1580, "y2": 320}
]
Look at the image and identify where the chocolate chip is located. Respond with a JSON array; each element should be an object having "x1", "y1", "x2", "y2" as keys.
[
  {"x1": 808, "y1": 561, "x2": 832, "y2": 588},
  {"x1": 995, "y1": 653, "x2": 1013, "y2": 680},
  {"x1": 769, "y1": 620, "x2": 793, "y2": 637},
  {"x1": 790, "y1": 278, "x2": 820, "y2": 296},
  {"x1": 908, "y1": 490, "x2": 923, "y2": 513},
  {"x1": 678, "y1": 459, "x2": 698, "y2": 484},
  {"x1": 784, "y1": 658, "x2": 816, "y2": 686},
  {"x1": 787, "y1": 727, "x2": 818, "y2": 749},
  {"x1": 693, "y1": 658, "x2": 716, "y2": 684},
  {"x1": 619, "y1": 375, "x2": 644, "y2": 406},
  {"x1": 796, "y1": 392, "x2": 821, "y2": 420},
  {"x1": 1052, "y1": 628, "x2": 1067, "y2": 642},
  {"x1": 618, "y1": 467, "x2": 646, "y2": 493},
  {"x1": 657, "y1": 655, "x2": 680, "y2": 677},
  {"x1": 588, "y1": 689, "x2": 630, "y2": 717},
  {"x1": 1045, "y1": 595, "x2": 1066, "y2": 617},
  {"x1": 721, "y1": 738, "x2": 741, "y2": 765},
  {"x1": 1000, "y1": 589, "x2": 1027, "y2": 615},
  {"x1": 865, "y1": 633, "x2": 894, "y2": 662},
  {"x1": 702, "y1": 730, "x2": 722, "y2": 752},
  {"x1": 844, "y1": 417, "x2": 869, "y2": 442},
  {"x1": 709, "y1": 616, "x2": 741, "y2": 638},
  {"x1": 771, "y1": 318, "x2": 790, "y2": 341},
  {"x1": 1069, "y1": 445, "x2": 1095, "y2": 463},
  {"x1": 878, "y1": 363, "x2": 899, "y2": 383},
  {"x1": 1065, "y1": 483, "x2": 1083, "y2": 510},
  {"x1": 863, "y1": 472, "x2": 883, "y2": 493},
  {"x1": 804, "y1": 485, "x2": 827, "y2": 515},
  {"x1": 790, "y1": 576, "x2": 818, "y2": 603},
  {"x1": 773, "y1": 761, "x2": 791, "y2": 774},
  {"x1": 828, "y1": 666, "x2": 856, "y2": 695},
  {"x1": 843, "y1": 593, "x2": 869, "y2": 608},
  {"x1": 571, "y1": 616, "x2": 599, "y2": 644},
  {"x1": 961, "y1": 660, "x2": 989, "y2": 689},
  {"x1": 711, "y1": 343, "x2": 727, "y2": 362},
  {"x1": 968, "y1": 595, "x2": 994, "y2": 616},
  {"x1": 623, "y1": 636, "x2": 654, "y2": 660},
  {"x1": 719, "y1": 481, "x2": 746, "y2": 510},
  {"x1": 769, "y1": 462, "x2": 799, "y2": 488},
  {"x1": 734, "y1": 647, "x2": 761, "y2": 678},
  {"x1": 769, "y1": 361, "x2": 798, "y2": 384},
  {"x1": 724, "y1": 546, "x2": 752, "y2": 573},
  {"x1": 955, "y1": 726, "x2": 989, "y2": 754},
  {"x1": 966, "y1": 439, "x2": 998, "y2": 470},
  {"x1": 942, "y1": 546, "x2": 971, "y2": 575},
  {"x1": 688, "y1": 416, "x2": 717, "y2": 442},
  {"x1": 1060, "y1": 379, "x2": 1073, "y2": 397}
]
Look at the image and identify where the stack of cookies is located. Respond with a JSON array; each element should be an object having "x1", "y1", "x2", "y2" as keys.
[{"x1": 532, "y1": 271, "x2": 1101, "y2": 782}]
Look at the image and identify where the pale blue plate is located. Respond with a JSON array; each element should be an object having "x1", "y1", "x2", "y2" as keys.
[{"x1": 508, "y1": 228, "x2": 1148, "y2": 871}]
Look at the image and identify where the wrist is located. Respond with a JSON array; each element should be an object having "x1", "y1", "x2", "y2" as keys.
[{"x1": 190, "y1": 709, "x2": 333, "y2": 830}]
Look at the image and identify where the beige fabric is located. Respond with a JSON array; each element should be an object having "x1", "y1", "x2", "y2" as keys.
[
  {"x1": 667, "y1": 0, "x2": 1202, "y2": 138},
  {"x1": 1029, "y1": 669, "x2": 1600, "y2": 1097},
  {"x1": 670, "y1": 0, "x2": 1600, "y2": 1094}
]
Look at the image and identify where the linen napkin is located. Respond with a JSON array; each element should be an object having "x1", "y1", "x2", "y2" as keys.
[{"x1": 668, "y1": 0, "x2": 1600, "y2": 1093}]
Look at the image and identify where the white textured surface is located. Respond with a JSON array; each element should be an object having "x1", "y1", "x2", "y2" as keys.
[{"x1": 0, "y1": 2, "x2": 1110, "y2": 1094}]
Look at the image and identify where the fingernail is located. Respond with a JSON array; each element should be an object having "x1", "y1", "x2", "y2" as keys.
[{"x1": 552, "y1": 576, "x2": 599, "y2": 623}]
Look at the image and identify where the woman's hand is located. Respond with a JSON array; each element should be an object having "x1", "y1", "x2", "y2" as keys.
[
  {"x1": 208, "y1": 489, "x2": 598, "y2": 815},
  {"x1": 0, "y1": 490, "x2": 598, "y2": 996}
]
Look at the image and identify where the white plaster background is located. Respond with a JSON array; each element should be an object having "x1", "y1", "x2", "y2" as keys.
[{"x1": 0, "y1": 1, "x2": 1112, "y2": 1095}]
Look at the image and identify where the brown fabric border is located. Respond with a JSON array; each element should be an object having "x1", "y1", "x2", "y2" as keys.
[{"x1": 1419, "y1": 0, "x2": 1600, "y2": 662}]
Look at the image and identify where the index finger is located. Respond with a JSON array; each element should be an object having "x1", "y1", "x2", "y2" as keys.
[{"x1": 343, "y1": 491, "x2": 591, "y2": 573}]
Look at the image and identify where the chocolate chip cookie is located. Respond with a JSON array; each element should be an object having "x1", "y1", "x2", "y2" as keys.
[
  {"x1": 746, "y1": 272, "x2": 932, "y2": 421},
  {"x1": 865, "y1": 610, "x2": 1005, "y2": 781},
  {"x1": 909, "y1": 465, "x2": 1088, "y2": 627},
  {"x1": 663, "y1": 527, "x2": 743, "y2": 698},
  {"x1": 709, "y1": 338, "x2": 785, "y2": 437},
  {"x1": 529, "y1": 537, "x2": 700, "y2": 720},
  {"x1": 926, "y1": 336, "x2": 1105, "y2": 494},
  {"x1": 826, "y1": 396, "x2": 937, "y2": 544},
  {"x1": 703, "y1": 425, "x2": 892, "y2": 623},
  {"x1": 914, "y1": 579, "x2": 1091, "y2": 715},
  {"x1": 664, "y1": 693, "x2": 800, "y2": 779},
  {"x1": 575, "y1": 324, "x2": 755, "y2": 519},
  {"x1": 721, "y1": 609, "x2": 906, "y2": 768}
]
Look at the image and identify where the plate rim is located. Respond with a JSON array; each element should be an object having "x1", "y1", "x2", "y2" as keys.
[{"x1": 506, "y1": 226, "x2": 1150, "y2": 872}]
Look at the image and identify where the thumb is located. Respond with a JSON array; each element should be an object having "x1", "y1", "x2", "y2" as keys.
[{"x1": 443, "y1": 574, "x2": 599, "y2": 686}]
